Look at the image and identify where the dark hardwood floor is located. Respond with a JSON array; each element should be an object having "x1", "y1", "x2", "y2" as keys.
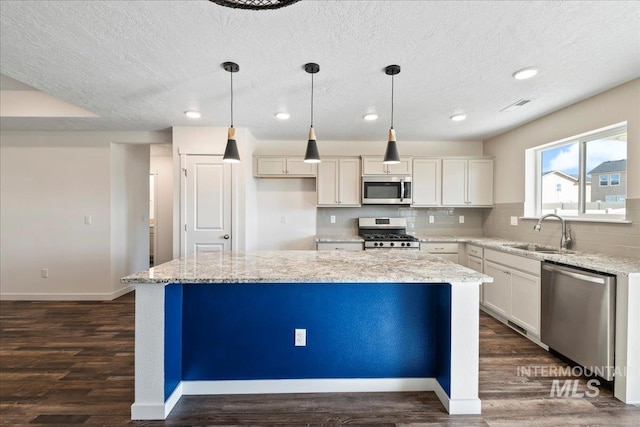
[{"x1": 1, "y1": 292, "x2": 639, "y2": 426}]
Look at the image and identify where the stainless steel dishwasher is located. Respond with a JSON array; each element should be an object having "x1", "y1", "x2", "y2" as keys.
[{"x1": 541, "y1": 262, "x2": 616, "y2": 381}]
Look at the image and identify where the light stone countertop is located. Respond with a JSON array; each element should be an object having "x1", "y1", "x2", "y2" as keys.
[
  {"x1": 316, "y1": 234, "x2": 364, "y2": 242},
  {"x1": 314, "y1": 235, "x2": 640, "y2": 276},
  {"x1": 122, "y1": 250, "x2": 492, "y2": 285}
]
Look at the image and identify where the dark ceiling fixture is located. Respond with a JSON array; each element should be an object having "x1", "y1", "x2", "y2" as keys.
[
  {"x1": 304, "y1": 63, "x2": 321, "y2": 164},
  {"x1": 208, "y1": 0, "x2": 301, "y2": 10},
  {"x1": 383, "y1": 64, "x2": 401, "y2": 164},
  {"x1": 222, "y1": 61, "x2": 241, "y2": 163}
]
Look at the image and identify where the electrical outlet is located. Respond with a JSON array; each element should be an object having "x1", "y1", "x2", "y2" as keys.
[
  {"x1": 429, "y1": 215, "x2": 435, "y2": 224},
  {"x1": 84, "y1": 215, "x2": 92, "y2": 225},
  {"x1": 281, "y1": 215, "x2": 287, "y2": 224},
  {"x1": 330, "y1": 215, "x2": 336, "y2": 224},
  {"x1": 459, "y1": 215, "x2": 465, "y2": 224},
  {"x1": 41, "y1": 268, "x2": 49, "y2": 278},
  {"x1": 510, "y1": 216, "x2": 519, "y2": 226},
  {"x1": 295, "y1": 329, "x2": 306, "y2": 347}
]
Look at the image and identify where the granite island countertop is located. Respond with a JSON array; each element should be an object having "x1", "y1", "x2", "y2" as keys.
[{"x1": 122, "y1": 250, "x2": 492, "y2": 285}]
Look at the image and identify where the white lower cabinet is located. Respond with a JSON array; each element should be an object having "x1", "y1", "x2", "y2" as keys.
[
  {"x1": 509, "y1": 269, "x2": 541, "y2": 336},
  {"x1": 316, "y1": 242, "x2": 363, "y2": 251},
  {"x1": 483, "y1": 249, "x2": 541, "y2": 337},
  {"x1": 484, "y1": 261, "x2": 511, "y2": 317},
  {"x1": 421, "y1": 243, "x2": 459, "y2": 263}
]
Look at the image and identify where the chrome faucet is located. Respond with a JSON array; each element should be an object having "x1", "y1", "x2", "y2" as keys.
[{"x1": 534, "y1": 214, "x2": 572, "y2": 250}]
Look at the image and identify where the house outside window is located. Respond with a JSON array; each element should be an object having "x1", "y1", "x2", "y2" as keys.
[
  {"x1": 611, "y1": 174, "x2": 621, "y2": 186},
  {"x1": 530, "y1": 123, "x2": 627, "y2": 218}
]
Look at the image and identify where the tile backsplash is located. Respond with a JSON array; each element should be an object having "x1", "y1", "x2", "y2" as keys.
[
  {"x1": 317, "y1": 199, "x2": 639, "y2": 259},
  {"x1": 482, "y1": 198, "x2": 640, "y2": 259},
  {"x1": 317, "y1": 206, "x2": 485, "y2": 237}
]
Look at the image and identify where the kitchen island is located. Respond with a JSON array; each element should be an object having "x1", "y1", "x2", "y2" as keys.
[{"x1": 122, "y1": 251, "x2": 492, "y2": 420}]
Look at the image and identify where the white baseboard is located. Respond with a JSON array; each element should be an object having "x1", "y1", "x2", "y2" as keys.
[
  {"x1": 433, "y1": 381, "x2": 481, "y2": 414},
  {"x1": 131, "y1": 378, "x2": 484, "y2": 420},
  {"x1": 0, "y1": 285, "x2": 134, "y2": 301},
  {"x1": 181, "y1": 377, "x2": 436, "y2": 395}
]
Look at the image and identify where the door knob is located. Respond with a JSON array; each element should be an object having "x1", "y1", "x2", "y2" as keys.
[{"x1": 223, "y1": 234, "x2": 230, "y2": 239}]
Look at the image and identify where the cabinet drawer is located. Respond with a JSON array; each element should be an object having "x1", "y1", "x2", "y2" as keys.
[
  {"x1": 317, "y1": 242, "x2": 363, "y2": 251},
  {"x1": 484, "y1": 248, "x2": 541, "y2": 276},
  {"x1": 467, "y1": 244, "x2": 483, "y2": 258},
  {"x1": 421, "y1": 243, "x2": 459, "y2": 253}
]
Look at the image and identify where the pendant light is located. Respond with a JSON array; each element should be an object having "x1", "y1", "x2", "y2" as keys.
[
  {"x1": 222, "y1": 61, "x2": 241, "y2": 163},
  {"x1": 303, "y1": 62, "x2": 321, "y2": 163},
  {"x1": 383, "y1": 64, "x2": 401, "y2": 164}
]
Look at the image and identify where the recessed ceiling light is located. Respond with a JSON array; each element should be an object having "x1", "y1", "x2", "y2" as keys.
[
  {"x1": 450, "y1": 113, "x2": 467, "y2": 122},
  {"x1": 512, "y1": 67, "x2": 539, "y2": 80},
  {"x1": 184, "y1": 110, "x2": 201, "y2": 119},
  {"x1": 363, "y1": 113, "x2": 378, "y2": 121},
  {"x1": 275, "y1": 112, "x2": 290, "y2": 120}
]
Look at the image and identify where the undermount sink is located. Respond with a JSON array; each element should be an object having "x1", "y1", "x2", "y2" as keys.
[{"x1": 507, "y1": 244, "x2": 573, "y2": 254}]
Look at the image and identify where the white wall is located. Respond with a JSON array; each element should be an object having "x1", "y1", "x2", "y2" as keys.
[
  {"x1": 110, "y1": 143, "x2": 150, "y2": 294},
  {"x1": 0, "y1": 131, "x2": 169, "y2": 300},
  {"x1": 255, "y1": 179, "x2": 317, "y2": 250},
  {"x1": 484, "y1": 78, "x2": 639, "y2": 203},
  {"x1": 150, "y1": 145, "x2": 174, "y2": 264}
]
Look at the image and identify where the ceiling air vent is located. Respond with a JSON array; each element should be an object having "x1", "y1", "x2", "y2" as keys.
[{"x1": 500, "y1": 98, "x2": 531, "y2": 112}]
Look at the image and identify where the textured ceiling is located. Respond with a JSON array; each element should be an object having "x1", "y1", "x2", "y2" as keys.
[{"x1": 1, "y1": 0, "x2": 639, "y2": 141}]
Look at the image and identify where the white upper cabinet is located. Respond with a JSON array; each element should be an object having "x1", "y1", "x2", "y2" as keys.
[
  {"x1": 317, "y1": 157, "x2": 361, "y2": 207},
  {"x1": 442, "y1": 158, "x2": 493, "y2": 206},
  {"x1": 361, "y1": 156, "x2": 412, "y2": 175},
  {"x1": 254, "y1": 156, "x2": 317, "y2": 177},
  {"x1": 411, "y1": 158, "x2": 441, "y2": 206}
]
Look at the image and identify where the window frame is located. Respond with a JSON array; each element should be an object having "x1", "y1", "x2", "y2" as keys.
[
  {"x1": 599, "y1": 175, "x2": 609, "y2": 187},
  {"x1": 531, "y1": 123, "x2": 627, "y2": 220},
  {"x1": 610, "y1": 173, "x2": 621, "y2": 186}
]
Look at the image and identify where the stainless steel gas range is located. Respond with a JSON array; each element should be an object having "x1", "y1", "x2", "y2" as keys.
[{"x1": 358, "y1": 217, "x2": 420, "y2": 250}]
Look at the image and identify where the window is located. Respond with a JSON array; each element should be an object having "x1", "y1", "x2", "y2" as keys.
[{"x1": 531, "y1": 123, "x2": 627, "y2": 219}]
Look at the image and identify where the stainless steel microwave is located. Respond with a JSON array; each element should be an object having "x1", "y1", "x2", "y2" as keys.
[{"x1": 362, "y1": 176, "x2": 412, "y2": 205}]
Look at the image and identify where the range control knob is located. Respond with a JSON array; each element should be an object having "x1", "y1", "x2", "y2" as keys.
[
  {"x1": 390, "y1": 242, "x2": 395, "y2": 247},
  {"x1": 379, "y1": 242, "x2": 384, "y2": 247},
  {"x1": 401, "y1": 242, "x2": 406, "y2": 247},
  {"x1": 374, "y1": 242, "x2": 379, "y2": 247}
]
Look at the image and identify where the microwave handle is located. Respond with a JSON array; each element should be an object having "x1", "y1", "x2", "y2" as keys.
[{"x1": 400, "y1": 179, "x2": 404, "y2": 202}]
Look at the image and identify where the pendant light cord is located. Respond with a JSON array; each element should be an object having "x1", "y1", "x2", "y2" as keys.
[
  {"x1": 230, "y1": 69, "x2": 234, "y2": 127},
  {"x1": 390, "y1": 73, "x2": 394, "y2": 130},
  {"x1": 310, "y1": 72, "x2": 314, "y2": 128}
]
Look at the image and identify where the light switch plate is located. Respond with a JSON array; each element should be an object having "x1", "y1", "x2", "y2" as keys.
[{"x1": 510, "y1": 216, "x2": 519, "y2": 226}]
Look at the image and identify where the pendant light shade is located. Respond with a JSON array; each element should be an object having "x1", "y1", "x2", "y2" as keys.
[
  {"x1": 383, "y1": 64, "x2": 401, "y2": 165},
  {"x1": 303, "y1": 62, "x2": 321, "y2": 163},
  {"x1": 304, "y1": 127, "x2": 321, "y2": 163},
  {"x1": 222, "y1": 61, "x2": 241, "y2": 163},
  {"x1": 223, "y1": 126, "x2": 241, "y2": 163},
  {"x1": 383, "y1": 129, "x2": 400, "y2": 164}
]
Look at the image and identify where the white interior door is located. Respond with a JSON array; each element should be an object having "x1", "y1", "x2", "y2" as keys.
[{"x1": 182, "y1": 155, "x2": 232, "y2": 255}]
